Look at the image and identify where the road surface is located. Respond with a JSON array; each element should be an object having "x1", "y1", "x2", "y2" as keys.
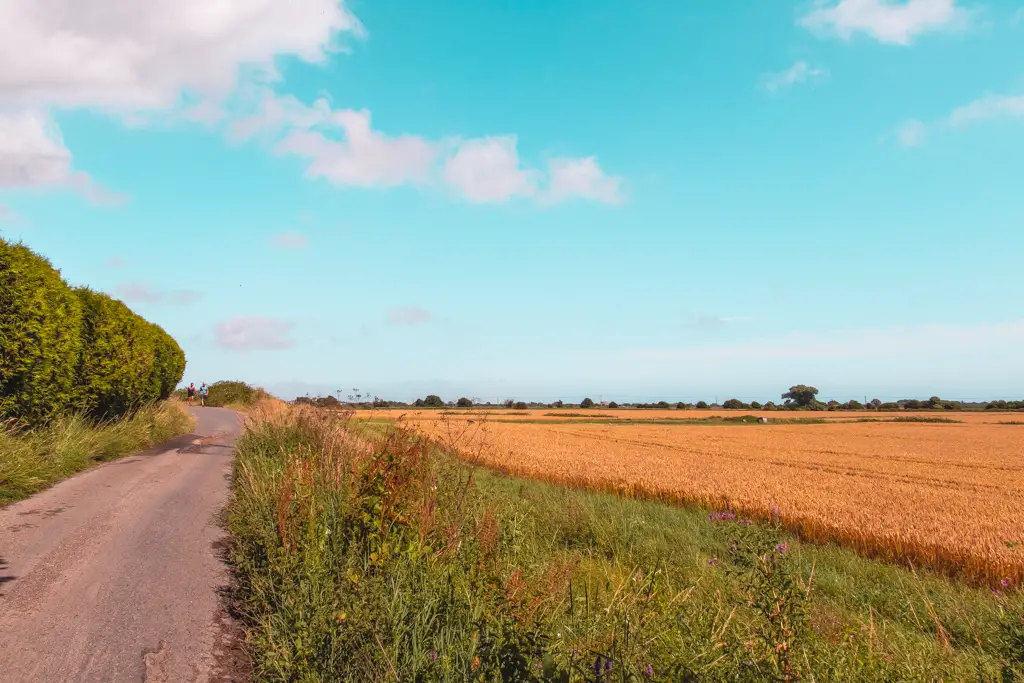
[{"x1": 0, "y1": 407, "x2": 249, "y2": 683}]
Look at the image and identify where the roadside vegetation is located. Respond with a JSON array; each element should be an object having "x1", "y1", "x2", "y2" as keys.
[
  {"x1": 0, "y1": 399, "x2": 193, "y2": 504},
  {"x1": 0, "y1": 238, "x2": 190, "y2": 504},
  {"x1": 228, "y1": 403, "x2": 1024, "y2": 681}
]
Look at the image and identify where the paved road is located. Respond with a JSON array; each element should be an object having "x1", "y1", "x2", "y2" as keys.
[{"x1": 0, "y1": 407, "x2": 246, "y2": 683}]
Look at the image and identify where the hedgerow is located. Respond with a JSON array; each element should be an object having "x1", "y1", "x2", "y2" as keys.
[{"x1": 0, "y1": 239, "x2": 186, "y2": 425}]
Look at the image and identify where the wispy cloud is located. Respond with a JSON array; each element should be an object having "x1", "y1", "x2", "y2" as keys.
[
  {"x1": 114, "y1": 281, "x2": 200, "y2": 305},
  {"x1": 948, "y1": 94, "x2": 1024, "y2": 126},
  {"x1": 896, "y1": 93, "x2": 1024, "y2": 147},
  {"x1": 169, "y1": 290, "x2": 201, "y2": 305},
  {"x1": 897, "y1": 118, "x2": 927, "y2": 147},
  {"x1": 687, "y1": 314, "x2": 754, "y2": 331},
  {"x1": 214, "y1": 316, "x2": 296, "y2": 351},
  {"x1": 623, "y1": 321, "x2": 1024, "y2": 364},
  {"x1": 272, "y1": 231, "x2": 309, "y2": 249},
  {"x1": 761, "y1": 61, "x2": 829, "y2": 93},
  {"x1": 105, "y1": 254, "x2": 126, "y2": 268},
  {"x1": 801, "y1": 0, "x2": 972, "y2": 45},
  {"x1": 387, "y1": 306, "x2": 432, "y2": 326}
]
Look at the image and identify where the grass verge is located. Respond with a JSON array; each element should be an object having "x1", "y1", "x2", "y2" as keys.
[
  {"x1": 0, "y1": 399, "x2": 195, "y2": 504},
  {"x1": 228, "y1": 404, "x2": 1023, "y2": 681}
]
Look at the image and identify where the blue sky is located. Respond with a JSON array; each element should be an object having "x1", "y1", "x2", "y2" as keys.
[{"x1": 1, "y1": 0, "x2": 1022, "y2": 402}]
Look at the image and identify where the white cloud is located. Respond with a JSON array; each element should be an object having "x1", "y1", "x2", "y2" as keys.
[
  {"x1": 801, "y1": 0, "x2": 970, "y2": 45},
  {"x1": 0, "y1": 0, "x2": 363, "y2": 111},
  {"x1": 0, "y1": 0, "x2": 362, "y2": 201},
  {"x1": 948, "y1": 94, "x2": 1024, "y2": 126},
  {"x1": 387, "y1": 306, "x2": 432, "y2": 326},
  {"x1": 443, "y1": 136, "x2": 539, "y2": 203},
  {"x1": 761, "y1": 61, "x2": 830, "y2": 93},
  {"x1": 0, "y1": 3, "x2": 624, "y2": 207},
  {"x1": 0, "y1": 109, "x2": 123, "y2": 203},
  {"x1": 897, "y1": 118, "x2": 927, "y2": 146},
  {"x1": 1013, "y1": 7, "x2": 1024, "y2": 25},
  {"x1": 271, "y1": 231, "x2": 309, "y2": 249},
  {"x1": 276, "y1": 110, "x2": 439, "y2": 188},
  {"x1": 239, "y1": 89, "x2": 623, "y2": 205},
  {"x1": 215, "y1": 316, "x2": 295, "y2": 351},
  {"x1": 542, "y1": 157, "x2": 624, "y2": 205},
  {"x1": 105, "y1": 255, "x2": 127, "y2": 268},
  {"x1": 114, "y1": 281, "x2": 200, "y2": 305},
  {"x1": 0, "y1": 110, "x2": 71, "y2": 187}
]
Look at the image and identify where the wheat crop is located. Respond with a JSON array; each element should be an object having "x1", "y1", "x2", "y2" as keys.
[{"x1": 408, "y1": 417, "x2": 1024, "y2": 585}]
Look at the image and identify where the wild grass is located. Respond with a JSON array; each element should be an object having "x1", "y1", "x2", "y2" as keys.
[
  {"x1": 0, "y1": 399, "x2": 194, "y2": 504},
  {"x1": 227, "y1": 404, "x2": 1024, "y2": 681}
]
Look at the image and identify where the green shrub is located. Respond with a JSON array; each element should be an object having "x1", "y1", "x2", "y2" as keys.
[
  {"x1": 205, "y1": 380, "x2": 267, "y2": 408},
  {"x1": 0, "y1": 240, "x2": 83, "y2": 423}
]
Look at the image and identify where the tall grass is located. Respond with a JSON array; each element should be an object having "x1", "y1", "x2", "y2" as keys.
[
  {"x1": 228, "y1": 404, "x2": 1024, "y2": 681},
  {"x1": 0, "y1": 399, "x2": 194, "y2": 504}
]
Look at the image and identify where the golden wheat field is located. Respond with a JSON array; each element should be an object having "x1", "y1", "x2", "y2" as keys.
[{"x1": 366, "y1": 409, "x2": 1024, "y2": 585}]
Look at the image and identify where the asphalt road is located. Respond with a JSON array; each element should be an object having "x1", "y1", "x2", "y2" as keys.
[{"x1": 0, "y1": 407, "x2": 247, "y2": 683}]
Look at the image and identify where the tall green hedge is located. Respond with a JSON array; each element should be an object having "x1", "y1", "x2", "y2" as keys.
[{"x1": 0, "y1": 239, "x2": 186, "y2": 425}]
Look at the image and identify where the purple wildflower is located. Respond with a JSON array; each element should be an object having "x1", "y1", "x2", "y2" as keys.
[
  {"x1": 644, "y1": 663, "x2": 655, "y2": 676},
  {"x1": 428, "y1": 651, "x2": 438, "y2": 662},
  {"x1": 604, "y1": 658, "x2": 613, "y2": 672},
  {"x1": 775, "y1": 541, "x2": 790, "y2": 555},
  {"x1": 1000, "y1": 578, "x2": 1011, "y2": 590}
]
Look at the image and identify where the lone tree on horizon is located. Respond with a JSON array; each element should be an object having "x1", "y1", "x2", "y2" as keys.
[
  {"x1": 781, "y1": 384, "x2": 819, "y2": 407},
  {"x1": 580, "y1": 397, "x2": 595, "y2": 408}
]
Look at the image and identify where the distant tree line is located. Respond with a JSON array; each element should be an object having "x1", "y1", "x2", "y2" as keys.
[
  {"x1": 292, "y1": 384, "x2": 1023, "y2": 413},
  {"x1": 1, "y1": 239, "x2": 186, "y2": 425}
]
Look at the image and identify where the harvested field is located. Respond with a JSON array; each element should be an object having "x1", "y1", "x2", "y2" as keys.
[{"x1": 405, "y1": 416, "x2": 1024, "y2": 586}]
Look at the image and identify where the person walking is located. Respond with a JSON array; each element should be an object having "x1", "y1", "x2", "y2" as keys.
[
  {"x1": 186, "y1": 382, "x2": 196, "y2": 406},
  {"x1": 199, "y1": 382, "x2": 209, "y2": 407}
]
